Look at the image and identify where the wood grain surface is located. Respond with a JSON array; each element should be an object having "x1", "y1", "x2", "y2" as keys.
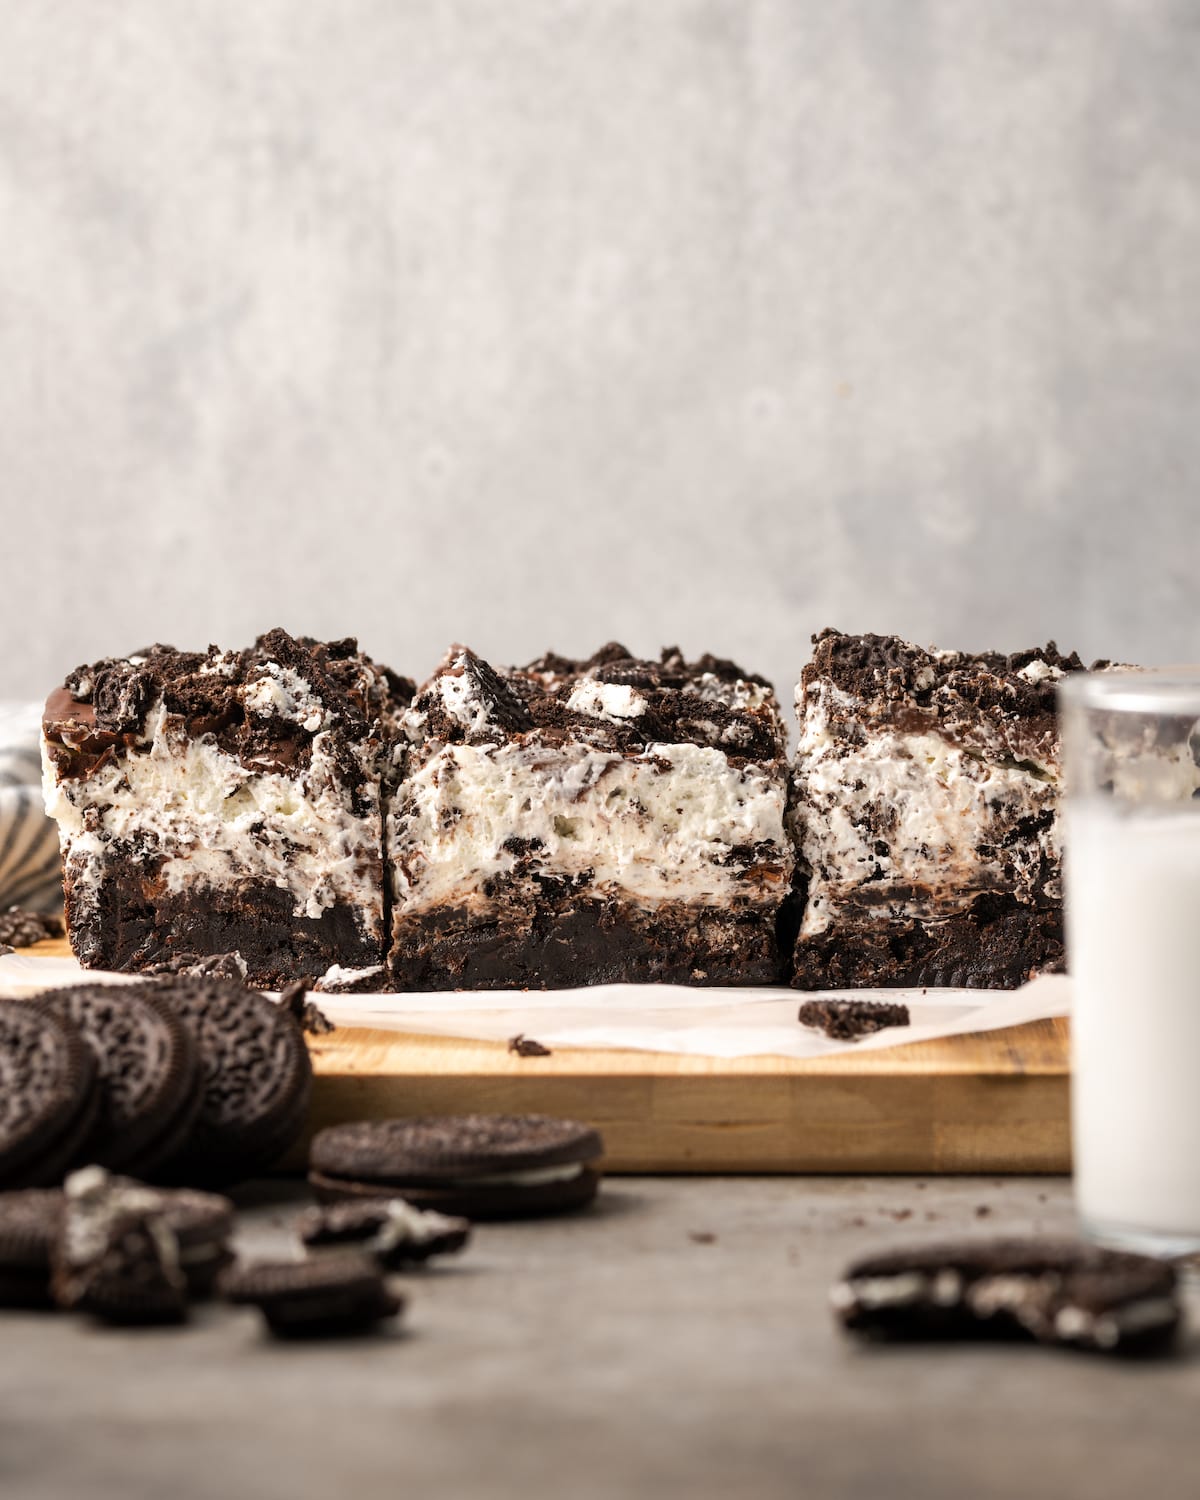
[{"x1": 9, "y1": 935, "x2": 1071, "y2": 1174}]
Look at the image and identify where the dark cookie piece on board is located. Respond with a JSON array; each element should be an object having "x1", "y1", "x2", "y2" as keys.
[
  {"x1": 297, "y1": 1198, "x2": 471, "y2": 1268},
  {"x1": 0, "y1": 1189, "x2": 64, "y2": 1307},
  {"x1": 0, "y1": 1002, "x2": 99, "y2": 1189},
  {"x1": 0, "y1": 909, "x2": 65, "y2": 949},
  {"x1": 798, "y1": 999, "x2": 911, "y2": 1042},
  {"x1": 35, "y1": 985, "x2": 204, "y2": 1177},
  {"x1": 507, "y1": 1034, "x2": 552, "y2": 1058},
  {"x1": 220, "y1": 1253, "x2": 403, "y2": 1340},
  {"x1": 832, "y1": 1239, "x2": 1180, "y2": 1355},
  {"x1": 139, "y1": 977, "x2": 313, "y2": 1184},
  {"x1": 309, "y1": 1114, "x2": 604, "y2": 1220}
]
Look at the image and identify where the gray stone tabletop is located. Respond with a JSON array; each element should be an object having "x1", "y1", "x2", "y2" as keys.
[{"x1": 3, "y1": 1175, "x2": 1197, "y2": 1500}]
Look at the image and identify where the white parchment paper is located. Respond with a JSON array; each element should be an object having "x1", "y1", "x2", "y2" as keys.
[{"x1": 0, "y1": 952, "x2": 1070, "y2": 1061}]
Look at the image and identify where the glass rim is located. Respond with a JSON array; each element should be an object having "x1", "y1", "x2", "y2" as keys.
[{"x1": 1058, "y1": 667, "x2": 1200, "y2": 715}]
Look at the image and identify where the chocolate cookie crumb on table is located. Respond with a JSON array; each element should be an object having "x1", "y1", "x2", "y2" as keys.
[
  {"x1": 798, "y1": 998, "x2": 911, "y2": 1042},
  {"x1": 790, "y1": 629, "x2": 1099, "y2": 989},
  {"x1": 41, "y1": 632, "x2": 412, "y2": 987},
  {"x1": 388, "y1": 643, "x2": 794, "y2": 989}
]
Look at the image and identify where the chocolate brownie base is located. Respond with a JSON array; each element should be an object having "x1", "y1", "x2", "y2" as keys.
[
  {"x1": 68, "y1": 876, "x2": 380, "y2": 991},
  {"x1": 390, "y1": 896, "x2": 785, "y2": 990},
  {"x1": 792, "y1": 896, "x2": 1063, "y2": 990}
]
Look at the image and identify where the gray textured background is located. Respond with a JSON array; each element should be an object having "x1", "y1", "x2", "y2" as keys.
[{"x1": 1, "y1": 0, "x2": 1198, "y2": 704}]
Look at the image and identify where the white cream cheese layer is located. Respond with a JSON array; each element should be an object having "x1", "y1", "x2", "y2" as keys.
[
  {"x1": 43, "y1": 701, "x2": 382, "y2": 929},
  {"x1": 794, "y1": 696, "x2": 1059, "y2": 936},
  {"x1": 390, "y1": 739, "x2": 790, "y2": 913}
]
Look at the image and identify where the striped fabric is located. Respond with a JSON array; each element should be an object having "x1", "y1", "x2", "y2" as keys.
[{"x1": 0, "y1": 703, "x2": 62, "y2": 913}]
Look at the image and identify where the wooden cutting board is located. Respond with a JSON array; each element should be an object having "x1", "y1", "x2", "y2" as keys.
[{"x1": 8, "y1": 935, "x2": 1071, "y2": 1174}]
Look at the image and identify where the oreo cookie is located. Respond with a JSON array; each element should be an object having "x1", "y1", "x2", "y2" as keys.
[
  {"x1": 220, "y1": 1253, "x2": 403, "y2": 1339},
  {"x1": 832, "y1": 1239, "x2": 1181, "y2": 1354},
  {"x1": 53, "y1": 1167, "x2": 189, "y2": 1325},
  {"x1": 36, "y1": 985, "x2": 204, "y2": 1178},
  {"x1": 309, "y1": 1114, "x2": 604, "y2": 1220},
  {"x1": 0, "y1": 1001, "x2": 99, "y2": 1189},
  {"x1": 142, "y1": 977, "x2": 313, "y2": 1183},
  {"x1": 298, "y1": 1198, "x2": 471, "y2": 1268},
  {"x1": 0, "y1": 1189, "x2": 63, "y2": 1307}
]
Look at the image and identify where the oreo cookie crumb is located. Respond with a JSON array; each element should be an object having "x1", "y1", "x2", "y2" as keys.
[
  {"x1": 508, "y1": 1034, "x2": 552, "y2": 1058},
  {"x1": 688, "y1": 1231, "x2": 717, "y2": 1245},
  {"x1": 798, "y1": 999, "x2": 911, "y2": 1042},
  {"x1": 0, "y1": 909, "x2": 65, "y2": 950},
  {"x1": 976, "y1": 1205, "x2": 992, "y2": 1218},
  {"x1": 279, "y1": 979, "x2": 335, "y2": 1036}
]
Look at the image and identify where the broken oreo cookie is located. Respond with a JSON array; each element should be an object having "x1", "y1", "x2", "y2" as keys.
[
  {"x1": 298, "y1": 1197, "x2": 471, "y2": 1268},
  {"x1": 220, "y1": 1253, "x2": 403, "y2": 1340},
  {"x1": 832, "y1": 1239, "x2": 1181, "y2": 1354},
  {"x1": 798, "y1": 999, "x2": 911, "y2": 1042}
]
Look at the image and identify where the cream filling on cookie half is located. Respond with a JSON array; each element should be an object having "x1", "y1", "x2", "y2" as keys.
[
  {"x1": 43, "y1": 701, "x2": 383, "y2": 930},
  {"x1": 465, "y1": 1164, "x2": 591, "y2": 1187},
  {"x1": 390, "y1": 739, "x2": 790, "y2": 915},
  {"x1": 793, "y1": 700, "x2": 1060, "y2": 938}
]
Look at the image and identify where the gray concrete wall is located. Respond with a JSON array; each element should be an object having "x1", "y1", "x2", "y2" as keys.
[{"x1": 1, "y1": 0, "x2": 1197, "y2": 703}]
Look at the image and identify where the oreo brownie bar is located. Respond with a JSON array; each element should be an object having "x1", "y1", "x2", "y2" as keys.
[
  {"x1": 388, "y1": 643, "x2": 793, "y2": 988},
  {"x1": 42, "y1": 631, "x2": 412, "y2": 987},
  {"x1": 791, "y1": 629, "x2": 1087, "y2": 989}
]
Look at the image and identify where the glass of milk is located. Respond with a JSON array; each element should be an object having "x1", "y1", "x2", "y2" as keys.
[{"x1": 1060, "y1": 670, "x2": 1200, "y2": 1256}]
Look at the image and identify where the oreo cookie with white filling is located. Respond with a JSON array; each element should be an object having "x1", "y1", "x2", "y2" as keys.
[
  {"x1": 309, "y1": 1114, "x2": 604, "y2": 1219},
  {"x1": 53, "y1": 1167, "x2": 190, "y2": 1325},
  {"x1": 832, "y1": 1239, "x2": 1181, "y2": 1355}
]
